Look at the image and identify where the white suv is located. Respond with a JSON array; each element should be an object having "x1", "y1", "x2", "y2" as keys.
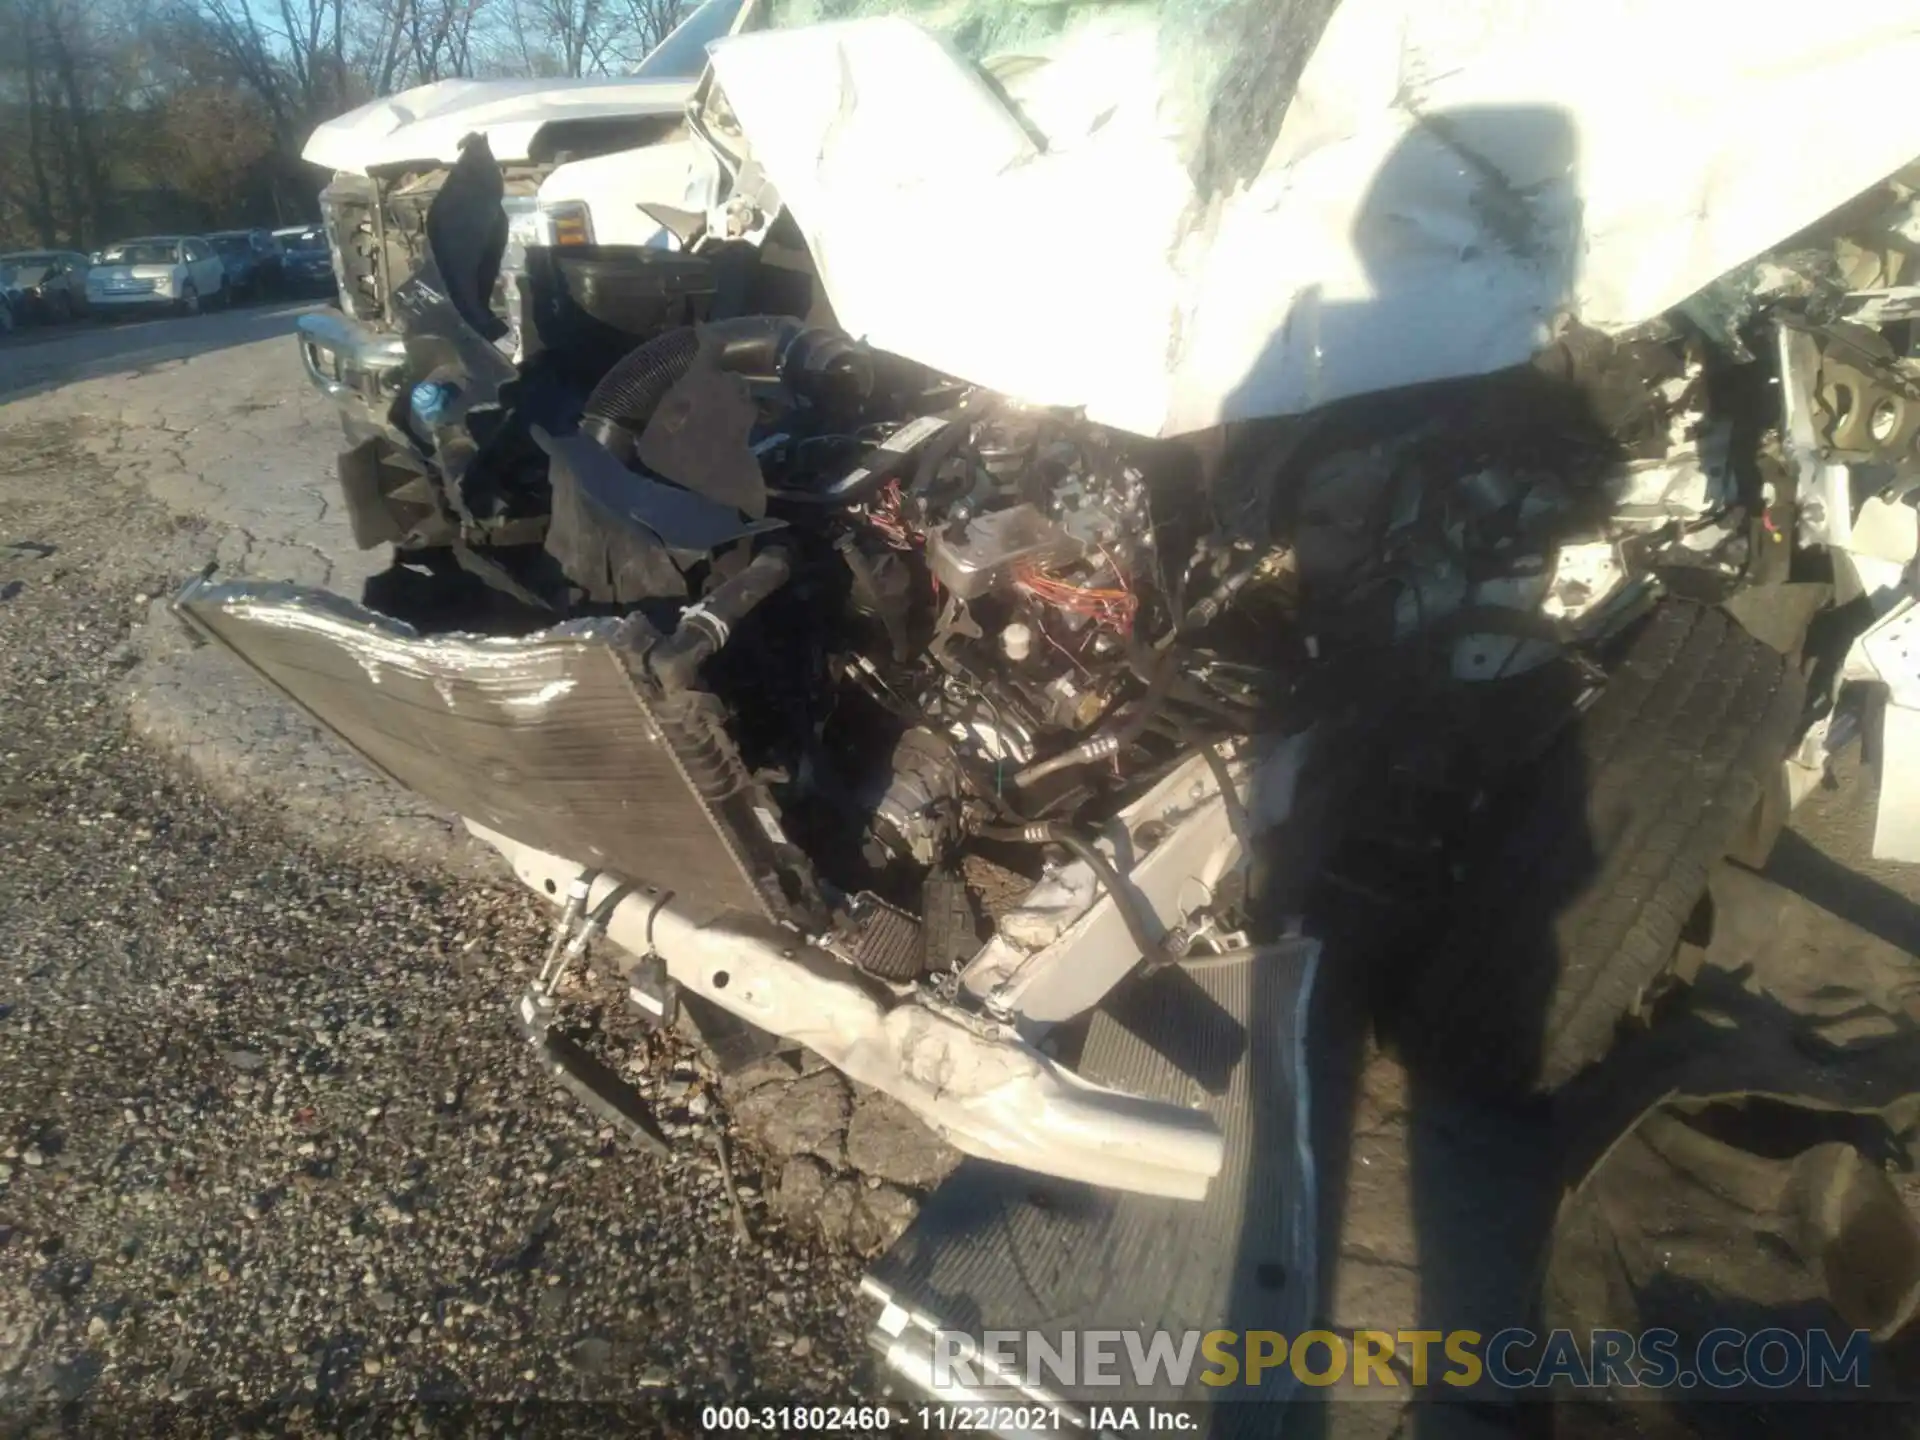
[{"x1": 86, "y1": 237, "x2": 227, "y2": 316}]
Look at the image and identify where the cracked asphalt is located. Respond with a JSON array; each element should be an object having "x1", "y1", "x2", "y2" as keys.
[{"x1": 2, "y1": 308, "x2": 485, "y2": 874}]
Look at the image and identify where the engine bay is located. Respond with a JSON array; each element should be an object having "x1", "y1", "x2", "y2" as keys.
[
  {"x1": 372, "y1": 302, "x2": 1301, "y2": 960},
  {"x1": 275, "y1": 132, "x2": 1920, "y2": 1016}
]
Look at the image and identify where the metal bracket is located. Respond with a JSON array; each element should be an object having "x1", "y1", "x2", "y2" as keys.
[{"x1": 1841, "y1": 594, "x2": 1920, "y2": 861}]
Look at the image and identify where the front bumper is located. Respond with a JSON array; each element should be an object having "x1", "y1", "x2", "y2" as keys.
[
  {"x1": 475, "y1": 823, "x2": 1228, "y2": 1199},
  {"x1": 88, "y1": 289, "x2": 171, "y2": 310},
  {"x1": 296, "y1": 309, "x2": 409, "y2": 440},
  {"x1": 286, "y1": 263, "x2": 335, "y2": 291}
]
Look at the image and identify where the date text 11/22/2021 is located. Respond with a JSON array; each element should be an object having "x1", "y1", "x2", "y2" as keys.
[
  {"x1": 698, "y1": 1404, "x2": 1200, "y2": 1433},
  {"x1": 698, "y1": 1404, "x2": 1105, "y2": 1432}
]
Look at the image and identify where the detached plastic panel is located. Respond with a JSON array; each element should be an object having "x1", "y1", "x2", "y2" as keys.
[{"x1": 864, "y1": 940, "x2": 1321, "y2": 1421}]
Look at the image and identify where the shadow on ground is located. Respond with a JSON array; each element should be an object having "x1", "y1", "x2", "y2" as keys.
[{"x1": 0, "y1": 300, "x2": 322, "y2": 406}]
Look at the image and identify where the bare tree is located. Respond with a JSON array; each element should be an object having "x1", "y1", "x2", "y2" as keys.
[
  {"x1": 406, "y1": 0, "x2": 490, "y2": 82},
  {"x1": 0, "y1": 0, "x2": 702, "y2": 248},
  {"x1": 162, "y1": 83, "x2": 275, "y2": 217},
  {"x1": 605, "y1": 0, "x2": 684, "y2": 68},
  {"x1": 0, "y1": 0, "x2": 120, "y2": 244},
  {"x1": 180, "y1": 0, "x2": 301, "y2": 142},
  {"x1": 528, "y1": 0, "x2": 607, "y2": 77},
  {"x1": 39, "y1": 0, "x2": 113, "y2": 240},
  {"x1": 501, "y1": 0, "x2": 684, "y2": 77},
  {"x1": 355, "y1": 0, "x2": 416, "y2": 96},
  {"x1": 0, "y1": 0, "x2": 64, "y2": 244}
]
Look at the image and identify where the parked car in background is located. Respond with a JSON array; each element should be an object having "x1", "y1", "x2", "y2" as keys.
[
  {"x1": 86, "y1": 237, "x2": 227, "y2": 316},
  {"x1": 0, "y1": 251, "x2": 91, "y2": 323},
  {"x1": 272, "y1": 225, "x2": 333, "y2": 295},
  {"x1": 0, "y1": 290, "x2": 14, "y2": 334},
  {"x1": 298, "y1": 0, "x2": 747, "y2": 373},
  {"x1": 207, "y1": 229, "x2": 284, "y2": 301}
]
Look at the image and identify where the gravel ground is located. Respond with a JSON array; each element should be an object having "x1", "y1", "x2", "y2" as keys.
[{"x1": 0, "y1": 423, "x2": 894, "y2": 1434}]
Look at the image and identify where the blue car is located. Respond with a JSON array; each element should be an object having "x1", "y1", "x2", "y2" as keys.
[
  {"x1": 272, "y1": 225, "x2": 334, "y2": 295},
  {"x1": 207, "y1": 229, "x2": 284, "y2": 301}
]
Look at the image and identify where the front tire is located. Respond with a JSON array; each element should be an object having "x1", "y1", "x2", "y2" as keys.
[
  {"x1": 1389, "y1": 601, "x2": 1805, "y2": 1095},
  {"x1": 176, "y1": 283, "x2": 199, "y2": 317}
]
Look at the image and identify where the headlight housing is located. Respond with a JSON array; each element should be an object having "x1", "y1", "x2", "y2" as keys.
[
  {"x1": 151, "y1": 271, "x2": 174, "y2": 295},
  {"x1": 542, "y1": 200, "x2": 595, "y2": 248}
]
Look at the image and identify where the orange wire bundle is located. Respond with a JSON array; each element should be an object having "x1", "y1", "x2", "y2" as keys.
[
  {"x1": 1014, "y1": 551, "x2": 1138, "y2": 634},
  {"x1": 864, "y1": 478, "x2": 922, "y2": 550}
]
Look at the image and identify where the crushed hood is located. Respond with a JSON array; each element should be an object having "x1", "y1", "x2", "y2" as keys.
[
  {"x1": 302, "y1": 75, "x2": 694, "y2": 173},
  {"x1": 709, "y1": 3, "x2": 1920, "y2": 438}
]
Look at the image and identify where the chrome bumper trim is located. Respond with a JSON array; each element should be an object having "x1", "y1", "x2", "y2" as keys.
[{"x1": 296, "y1": 309, "x2": 408, "y2": 415}]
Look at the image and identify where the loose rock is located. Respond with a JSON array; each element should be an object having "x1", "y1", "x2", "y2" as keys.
[
  {"x1": 735, "y1": 1071, "x2": 850, "y2": 1164},
  {"x1": 850, "y1": 1186, "x2": 920, "y2": 1256},
  {"x1": 844, "y1": 1094, "x2": 960, "y2": 1189}
]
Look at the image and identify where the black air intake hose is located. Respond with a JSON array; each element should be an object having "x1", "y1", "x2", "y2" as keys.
[
  {"x1": 582, "y1": 317, "x2": 872, "y2": 460},
  {"x1": 580, "y1": 326, "x2": 701, "y2": 457}
]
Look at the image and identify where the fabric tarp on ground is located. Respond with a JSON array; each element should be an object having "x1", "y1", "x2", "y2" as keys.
[{"x1": 1541, "y1": 861, "x2": 1920, "y2": 1431}]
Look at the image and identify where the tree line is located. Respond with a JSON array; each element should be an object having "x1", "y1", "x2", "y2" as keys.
[{"x1": 0, "y1": 0, "x2": 689, "y2": 249}]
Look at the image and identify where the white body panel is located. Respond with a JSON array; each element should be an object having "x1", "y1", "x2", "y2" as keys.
[
  {"x1": 706, "y1": 5, "x2": 1920, "y2": 437},
  {"x1": 536, "y1": 141, "x2": 714, "y2": 249},
  {"x1": 302, "y1": 76, "x2": 694, "y2": 173}
]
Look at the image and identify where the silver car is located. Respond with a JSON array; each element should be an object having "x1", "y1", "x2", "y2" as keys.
[
  {"x1": 0, "y1": 251, "x2": 91, "y2": 323},
  {"x1": 85, "y1": 236, "x2": 228, "y2": 316}
]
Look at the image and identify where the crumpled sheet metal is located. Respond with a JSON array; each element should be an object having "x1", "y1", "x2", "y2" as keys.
[
  {"x1": 473, "y1": 822, "x2": 1229, "y2": 1201},
  {"x1": 172, "y1": 577, "x2": 771, "y2": 916},
  {"x1": 1784, "y1": 320, "x2": 1920, "y2": 468},
  {"x1": 708, "y1": 7, "x2": 1920, "y2": 437}
]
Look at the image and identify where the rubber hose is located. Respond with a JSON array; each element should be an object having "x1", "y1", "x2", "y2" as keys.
[
  {"x1": 1010, "y1": 647, "x2": 1179, "y2": 790},
  {"x1": 1127, "y1": 638, "x2": 1258, "y2": 730},
  {"x1": 647, "y1": 546, "x2": 794, "y2": 691},
  {"x1": 580, "y1": 325, "x2": 701, "y2": 458},
  {"x1": 1181, "y1": 564, "x2": 1259, "y2": 634},
  {"x1": 1007, "y1": 734, "x2": 1120, "y2": 791},
  {"x1": 582, "y1": 317, "x2": 870, "y2": 459},
  {"x1": 976, "y1": 821, "x2": 1177, "y2": 972}
]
